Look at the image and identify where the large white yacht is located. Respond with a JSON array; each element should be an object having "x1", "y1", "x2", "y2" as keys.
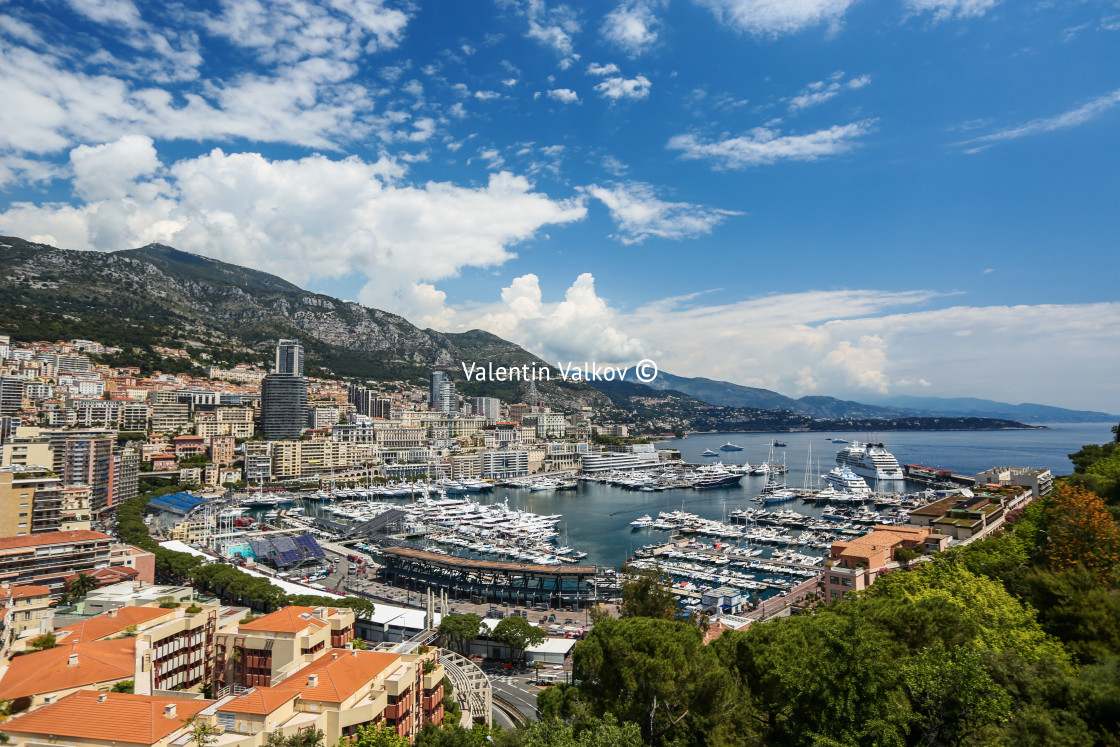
[
  {"x1": 822, "y1": 466, "x2": 873, "y2": 495},
  {"x1": 835, "y1": 442, "x2": 904, "y2": 483}
]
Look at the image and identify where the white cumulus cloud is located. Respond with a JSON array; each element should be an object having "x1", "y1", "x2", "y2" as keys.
[
  {"x1": 602, "y1": 1, "x2": 663, "y2": 55},
  {"x1": 691, "y1": 0, "x2": 856, "y2": 37},
  {"x1": 667, "y1": 120, "x2": 875, "y2": 169},
  {"x1": 905, "y1": 0, "x2": 998, "y2": 21},
  {"x1": 594, "y1": 75, "x2": 652, "y2": 100},
  {"x1": 585, "y1": 181, "x2": 741, "y2": 243},
  {"x1": 547, "y1": 88, "x2": 581, "y2": 103}
]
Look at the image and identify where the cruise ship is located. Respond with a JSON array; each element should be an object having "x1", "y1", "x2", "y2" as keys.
[
  {"x1": 835, "y1": 442, "x2": 904, "y2": 483},
  {"x1": 719, "y1": 442, "x2": 744, "y2": 451}
]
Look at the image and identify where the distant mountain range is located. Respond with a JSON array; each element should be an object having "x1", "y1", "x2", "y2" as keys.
[{"x1": 646, "y1": 372, "x2": 1116, "y2": 423}]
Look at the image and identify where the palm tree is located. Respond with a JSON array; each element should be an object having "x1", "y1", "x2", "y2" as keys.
[{"x1": 67, "y1": 572, "x2": 98, "y2": 599}]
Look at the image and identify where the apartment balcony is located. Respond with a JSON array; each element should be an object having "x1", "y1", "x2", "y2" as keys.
[
  {"x1": 422, "y1": 664, "x2": 445, "y2": 692},
  {"x1": 335, "y1": 690, "x2": 388, "y2": 729}
]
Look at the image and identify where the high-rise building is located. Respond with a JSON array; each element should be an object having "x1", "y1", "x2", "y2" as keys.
[
  {"x1": 0, "y1": 375, "x2": 25, "y2": 416},
  {"x1": 261, "y1": 375, "x2": 308, "y2": 440},
  {"x1": 261, "y1": 340, "x2": 308, "y2": 440},
  {"x1": 112, "y1": 448, "x2": 140, "y2": 506},
  {"x1": 437, "y1": 379, "x2": 456, "y2": 413},
  {"x1": 274, "y1": 339, "x2": 304, "y2": 376},
  {"x1": 429, "y1": 370, "x2": 447, "y2": 410},
  {"x1": 471, "y1": 397, "x2": 500, "y2": 421},
  {"x1": 47, "y1": 430, "x2": 116, "y2": 514}
]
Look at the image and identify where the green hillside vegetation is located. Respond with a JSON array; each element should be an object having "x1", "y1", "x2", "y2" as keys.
[{"x1": 507, "y1": 425, "x2": 1120, "y2": 746}]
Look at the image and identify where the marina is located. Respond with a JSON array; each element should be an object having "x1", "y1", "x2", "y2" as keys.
[{"x1": 156, "y1": 424, "x2": 1111, "y2": 612}]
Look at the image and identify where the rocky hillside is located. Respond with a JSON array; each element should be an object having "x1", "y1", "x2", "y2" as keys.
[{"x1": 0, "y1": 236, "x2": 608, "y2": 410}]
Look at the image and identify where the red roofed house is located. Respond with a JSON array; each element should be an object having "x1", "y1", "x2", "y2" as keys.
[
  {"x1": 826, "y1": 525, "x2": 947, "y2": 603},
  {"x1": 0, "y1": 638, "x2": 137, "y2": 713},
  {"x1": 1, "y1": 690, "x2": 210, "y2": 747},
  {"x1": 214, "y1": 606, "x2": 355, "y2": 692}
]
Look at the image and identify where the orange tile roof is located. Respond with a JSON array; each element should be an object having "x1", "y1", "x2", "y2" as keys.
[
  {"x1": 219, "y1": 686, "x2": 299, "y2": 715},
  {"x1": 0, "y1": 530, "x2": 110, "y2": 550},
  {"x1": 238, "y1": 606, "x2": 330, "y2": 633},
  {"x1": 11, "y1": 585, "x2": 52, "y2": 599},
  {"x1": 1, "y1": 689, "x2": 209, "y2": 744},
  {"x1": 0, "y1": 639, "x2": 136, "y2": 699},
  {"x1": 274, "y1": 649, "x2": 401, "y2": 702},
  {"x1": 56, "y1": 606, "x2": 172, "y2": 644}
]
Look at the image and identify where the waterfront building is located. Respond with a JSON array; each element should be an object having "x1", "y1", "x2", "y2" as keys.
[
  {"x1": 479, "y1": 449, "x2": 529, "y2": 479},
  {"x1": 244, "y1": 441, "x2": 273, "y2": 481},
  {"x1": 826, "y1": 525, "x2": 945, "y2": 603},
  {"x1": 580, "y1": 444, "x2": 660, "y2": 473},
  {"x1": 907, "y1": 488, "x2": 1030, "y2": 539},
  {"x1": 976, "y1": 466, "x2": 1053, "y2": 498},
  {"x1": 271, "y1": 440, "x2": 359, "y2": 479}
]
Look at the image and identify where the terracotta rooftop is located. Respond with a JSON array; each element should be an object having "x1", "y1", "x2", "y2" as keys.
[
  {"x1": 0, "y1": 638, "x2": 136, "y2": 699},
  {"x1": 56, "y1": 606, "x2": 173, "y2": 644},
  {"x1": 219, "y1": 686, "x2": 299, "y2": 715},
  {"x1": 274, "y1": 649, "x2": 401, "y2": 702},
  {"x1": 1, "y1": 689, "x2": 209, "y2": 744},
  {"x1": 238, "y1": 606, "x2": 333, "y2": 634},
  {"x1": 0, "y1": 530, "x2": 110, "y2": 550},
  {"x1": 10, "y1": 585, "x2": 52, "y2": 599}
]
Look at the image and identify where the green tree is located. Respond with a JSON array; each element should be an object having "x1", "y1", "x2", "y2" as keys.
[
  {"x1": 574, "y1": 617, "x2": 742, "y2": 745},
  {"x1": 1023, "y1": 565, "x2": 1120, "y2": 665},
  {"x1": 716, "y1": 607, "x2": 910, "y2": 746},
  {"x1": 438, "y1": 613, "x2": 484, "y2": 656},
  {"x1": 67, "y1": 571, "x2": 98, "y2": 599},
  {"x1": 493, "y1": 616, "x2": 546, "y2": 667},
  {"x1": 265, "y1": 728, "x2": 325, "y2": 747},
  {"x1": 618, "y1": 564, "x2": 676, "y2": 620},
  {"x1": 182, "y1": 715, "x2": 218, "y2": 747},
  {"x1": 28, "y1": 633, "x2": 57, "y2": 651},
  {"x1": 110, "y1": 680, "x2": 135, "y2": 693},
  {"x1": 344, "y1": 723, "x2": 408, "y2": 747},
  {"x1": 904, "y1": 645, "x2": 1011, "y2": 746}
]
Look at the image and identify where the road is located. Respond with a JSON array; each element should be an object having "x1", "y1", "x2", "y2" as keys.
[{"x1": 490, "y1": 677, "x2": 541, "y2": 723}]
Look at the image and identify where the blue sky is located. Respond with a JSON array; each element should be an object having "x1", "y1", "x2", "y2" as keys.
[{"x1": 1, "y1": 0, "x2": 1119, "y2": 412}]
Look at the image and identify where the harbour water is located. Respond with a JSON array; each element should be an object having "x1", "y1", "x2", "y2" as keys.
[{"x1": 283, "y1": 422, "x2": 1116, "y2": 570}]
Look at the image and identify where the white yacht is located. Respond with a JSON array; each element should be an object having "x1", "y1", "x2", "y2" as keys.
[
  {"x1": 822, "y1": 466, "x2": 873, "y2": 495},
  {"x1": 835, "y1": 442, "x2": 904, "y2": 483}
]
